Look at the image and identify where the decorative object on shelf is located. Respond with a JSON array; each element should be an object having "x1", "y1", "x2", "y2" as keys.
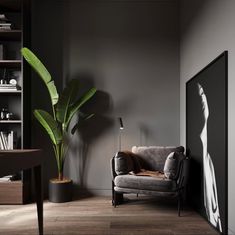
[
  {"x1": 6, "y1": 112, "x2": 13, "y2": 120},
  {"x1": 0, "y1": 69, "x2": 20, "y2": 91},
  {"x1": 0, "y1": 68, "x2": 7, "y2": 84},
  {"x1": 0, "y1": 108, "x2": 15, "y2": 120},
  {"x1": 118, "y1": 117, "x2": 124, "y2": 151},
  {"x1": 0, "y1": 14, "x2": 12, "y2": 30},
  {"x1": 21, "y1": 47, "x2": 97, "y2": 203},
  {"x1": 0, "y1": 108, "x2": 8, "y2": 120},
  {"x1": 0, "y1": 79, "x2": 7, "y2": 84},
  {"x1": 9, "y1": 78, "x2": 17, "y2": 85}
]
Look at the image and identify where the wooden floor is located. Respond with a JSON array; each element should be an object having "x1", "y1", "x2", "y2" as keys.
[{"x1": 0, "y1": 195, "x2": 219, "y2": 235}]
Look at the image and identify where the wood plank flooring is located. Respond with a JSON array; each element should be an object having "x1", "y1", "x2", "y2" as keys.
[{"x1": 0, "y1": 195, "x2": 219, "y2": 235}]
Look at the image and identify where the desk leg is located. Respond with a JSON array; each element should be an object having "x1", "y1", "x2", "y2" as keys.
[{"x1": 34, "y1": 165, "x2": 43, "y2": 235}]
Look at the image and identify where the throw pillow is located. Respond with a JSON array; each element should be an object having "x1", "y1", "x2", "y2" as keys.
[
  {"x1": 114, "y1": 151, "x2": 141, "y2": 175},
  {"x1": 164, "y1": 152, "x2": 185, "y2": 179}
]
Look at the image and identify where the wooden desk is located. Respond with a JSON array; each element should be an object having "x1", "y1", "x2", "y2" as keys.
[{"x1": 0, "y1": 149, "x2": 43, "y2": 235}]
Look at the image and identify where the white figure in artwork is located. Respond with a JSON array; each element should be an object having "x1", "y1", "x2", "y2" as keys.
[{"x1": 197, "y1": 83, "x2": 222, "y2": 232}]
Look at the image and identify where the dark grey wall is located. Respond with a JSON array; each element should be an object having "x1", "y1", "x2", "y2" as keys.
[
  {"x1": 180, "y1": 0, "x2": 235, "y2": 234},
  {"x1": 32, "y1": 0, "x2": 180, "y2": 195},
  {"x1": 31, "y1": 0, "x2": 65, "y2": 193}
]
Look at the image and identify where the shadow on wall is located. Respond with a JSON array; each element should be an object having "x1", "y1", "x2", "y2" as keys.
[
  {"x1": 180, "y1": 0, "x2": 206, "y2": 39},
  {"x1": 138, "y1": 123, "x2": 155, "y2": 146},
  {"x1": 66, "y1": 75, "x2": 113, "y2": 195}
]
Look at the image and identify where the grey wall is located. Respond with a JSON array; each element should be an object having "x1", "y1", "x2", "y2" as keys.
[
  {"x1": 32, "y1": 0, "x2": 180, "y2": 195},
  {"x1": 31, "y1": 0, "x2": 65, "y2": 193},
  {"x1": 180, "y1": 0, "x2": 235, "y2": 234}
]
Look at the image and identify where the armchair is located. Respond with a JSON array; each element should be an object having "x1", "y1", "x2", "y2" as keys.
[{"x1": 110, "y1": 146, "x2": 189, "y2": 216}]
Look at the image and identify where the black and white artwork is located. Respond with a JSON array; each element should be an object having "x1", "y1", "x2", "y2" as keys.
[{"x1": 186, "y1": 52, "x2": 227, "y2": 234}]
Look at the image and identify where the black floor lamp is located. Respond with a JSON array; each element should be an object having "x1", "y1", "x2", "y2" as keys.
[{"x1": 118, "y1": 117, "x2": 124, "y2": 151}]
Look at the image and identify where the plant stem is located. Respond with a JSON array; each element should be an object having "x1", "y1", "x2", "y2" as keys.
[
  {"x1": 53, "y1": 145, "x2": 60, "y2": 173},
  {"x1": 52, "y1": 105, "x2": 56, "y2": 121},
  {"x1": 58, "y1": 172, "x2": 63, "y2": 181}
]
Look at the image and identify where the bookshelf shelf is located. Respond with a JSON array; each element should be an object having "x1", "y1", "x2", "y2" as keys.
[
  {"x1": 0, "y1": 60, "x2": 21, "y2": 68},
  {"x1": 0, "y1": 30, "x2": 22, "y2": 40},
  {"x1": 0, "y1": 0, "x2": 21, "y2": 12},
  {"x1": 0, "y1": 90, "x2": 22, "y2": 94},
  {"x1": 0, "y1": 120, "x2": 22, "y2": 124}
]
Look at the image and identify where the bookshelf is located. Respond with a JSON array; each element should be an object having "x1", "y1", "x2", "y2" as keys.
[{"x1": 0, "y1": 0, "x2": 31, "y2": 204}]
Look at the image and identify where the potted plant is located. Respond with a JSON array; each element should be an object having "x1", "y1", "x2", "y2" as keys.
[{"x1": 21, "y1": 47, "x2": 96, "y2": 202}]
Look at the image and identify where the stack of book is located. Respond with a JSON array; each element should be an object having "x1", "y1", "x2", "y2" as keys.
[
  {"x1": 0, "y1": 131, "x2": 15, "y2": 150},
  {"x1": 0, "y1": 175, "x2": 12, "y2": 182},
  {"x1": 0, "y1": 84, "x2": 18, "y2": 91},
  {"x1": 0, "y1": 174, "x2": 20, "y2": 182},
  {"x1": 0, "y1": 14, "x2": 11, "y2": 30}
]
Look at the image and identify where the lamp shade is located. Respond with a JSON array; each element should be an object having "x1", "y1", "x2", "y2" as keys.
[{"x1": 119, "y1": 117, "x2": 124, "y2": 129}]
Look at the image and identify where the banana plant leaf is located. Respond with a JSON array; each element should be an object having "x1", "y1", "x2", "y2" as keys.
[
  {"x1": 65, "y1": 88, "x2": 96, "y2": 130},
  {"x1": 34, "y1": 109, "x2": 62, "y2": 145},
  {"x1": 21, "y1": 48, "x2": 59, "y2": 105},
  {"x1": 56, "y1": 79, "x2": 80, "y2": 125}
]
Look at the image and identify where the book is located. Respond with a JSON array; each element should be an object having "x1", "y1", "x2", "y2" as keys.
[
  {"x1": 0, "y1": 26, "x2": 11, "y2": 30},
  {"x1": 0, "y1": 132, "x2": 7, "y2": 149},
  {"x1": 8, "y1": 131, "x2": 13, "y2": 149},
  {"x1": 0, "y1": 86, "x2": 17, "y2": 89},
  {"x1": 0, "y1": 21, "x2": 11, "y2": 26},
  {"x1": 0, "y1": 44, "x2": 3, "y2": 60},
  {"x1": 0, "y1": 135, "x2": 3, "y2": 149},
  {"x1": 0, "y1": 84, "x2": 17, "y2": 87},
  {"x1": 0, "y1": 84, "x2": 18, "y2": 91},
  {"x1": 0, "y1": 23, "x2": 12, "y2": 30},
  {"x1": 0, "y1": 175, "x2": 18, "y2": 182},
  {"x1": 0, "y1": 131, "x2": 15, "y2": 150},
  {"x1": 0, "y1": 177, "x2": 11, "y2": 182},
  {"x1": 1, "y1": 132, "x2": 8, "y2": 149}
]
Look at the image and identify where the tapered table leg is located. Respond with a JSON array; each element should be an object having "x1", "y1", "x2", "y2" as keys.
[{"x1": 34, "y1": 165, "x2": 43, "y2": 235}]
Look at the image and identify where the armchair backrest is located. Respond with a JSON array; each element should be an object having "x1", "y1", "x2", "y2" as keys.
[{"x1": 132, "y1": 146, "x2": 185, "y2": 172}]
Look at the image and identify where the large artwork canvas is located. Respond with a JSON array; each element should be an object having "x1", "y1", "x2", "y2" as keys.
[{"x1": 186, "y1": 51, "x2": 228, "y2": 234}]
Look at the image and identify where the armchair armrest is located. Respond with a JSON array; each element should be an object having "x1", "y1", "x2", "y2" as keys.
[
  {"x1": 110, "y1": 157, "x2": 117, "y2": 180},
  {"x1": 177, "y1": 156, "x2": 190, "y2": 189}
]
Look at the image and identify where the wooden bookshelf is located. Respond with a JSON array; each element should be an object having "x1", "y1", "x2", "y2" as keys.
[
  {"x1": 0, "y1": 180, "x2": 30, "y2": 204},
  {"x1": 0, "y1": 0, "x2": 31, "y2": 204}
]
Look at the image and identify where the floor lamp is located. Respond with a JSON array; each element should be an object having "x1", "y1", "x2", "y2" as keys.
[{"x1": 118, "y1": 117, "x2": 124, "y2": 151}]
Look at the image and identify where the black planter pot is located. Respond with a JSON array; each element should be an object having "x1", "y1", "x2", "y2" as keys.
[{"x1": 49, "y1": 179, "x2": 73, "y2": 203}]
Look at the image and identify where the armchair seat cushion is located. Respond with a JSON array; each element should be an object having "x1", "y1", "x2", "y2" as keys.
[{"x1": 114, "y1": 174, "x2": 177, "y2": 192}]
